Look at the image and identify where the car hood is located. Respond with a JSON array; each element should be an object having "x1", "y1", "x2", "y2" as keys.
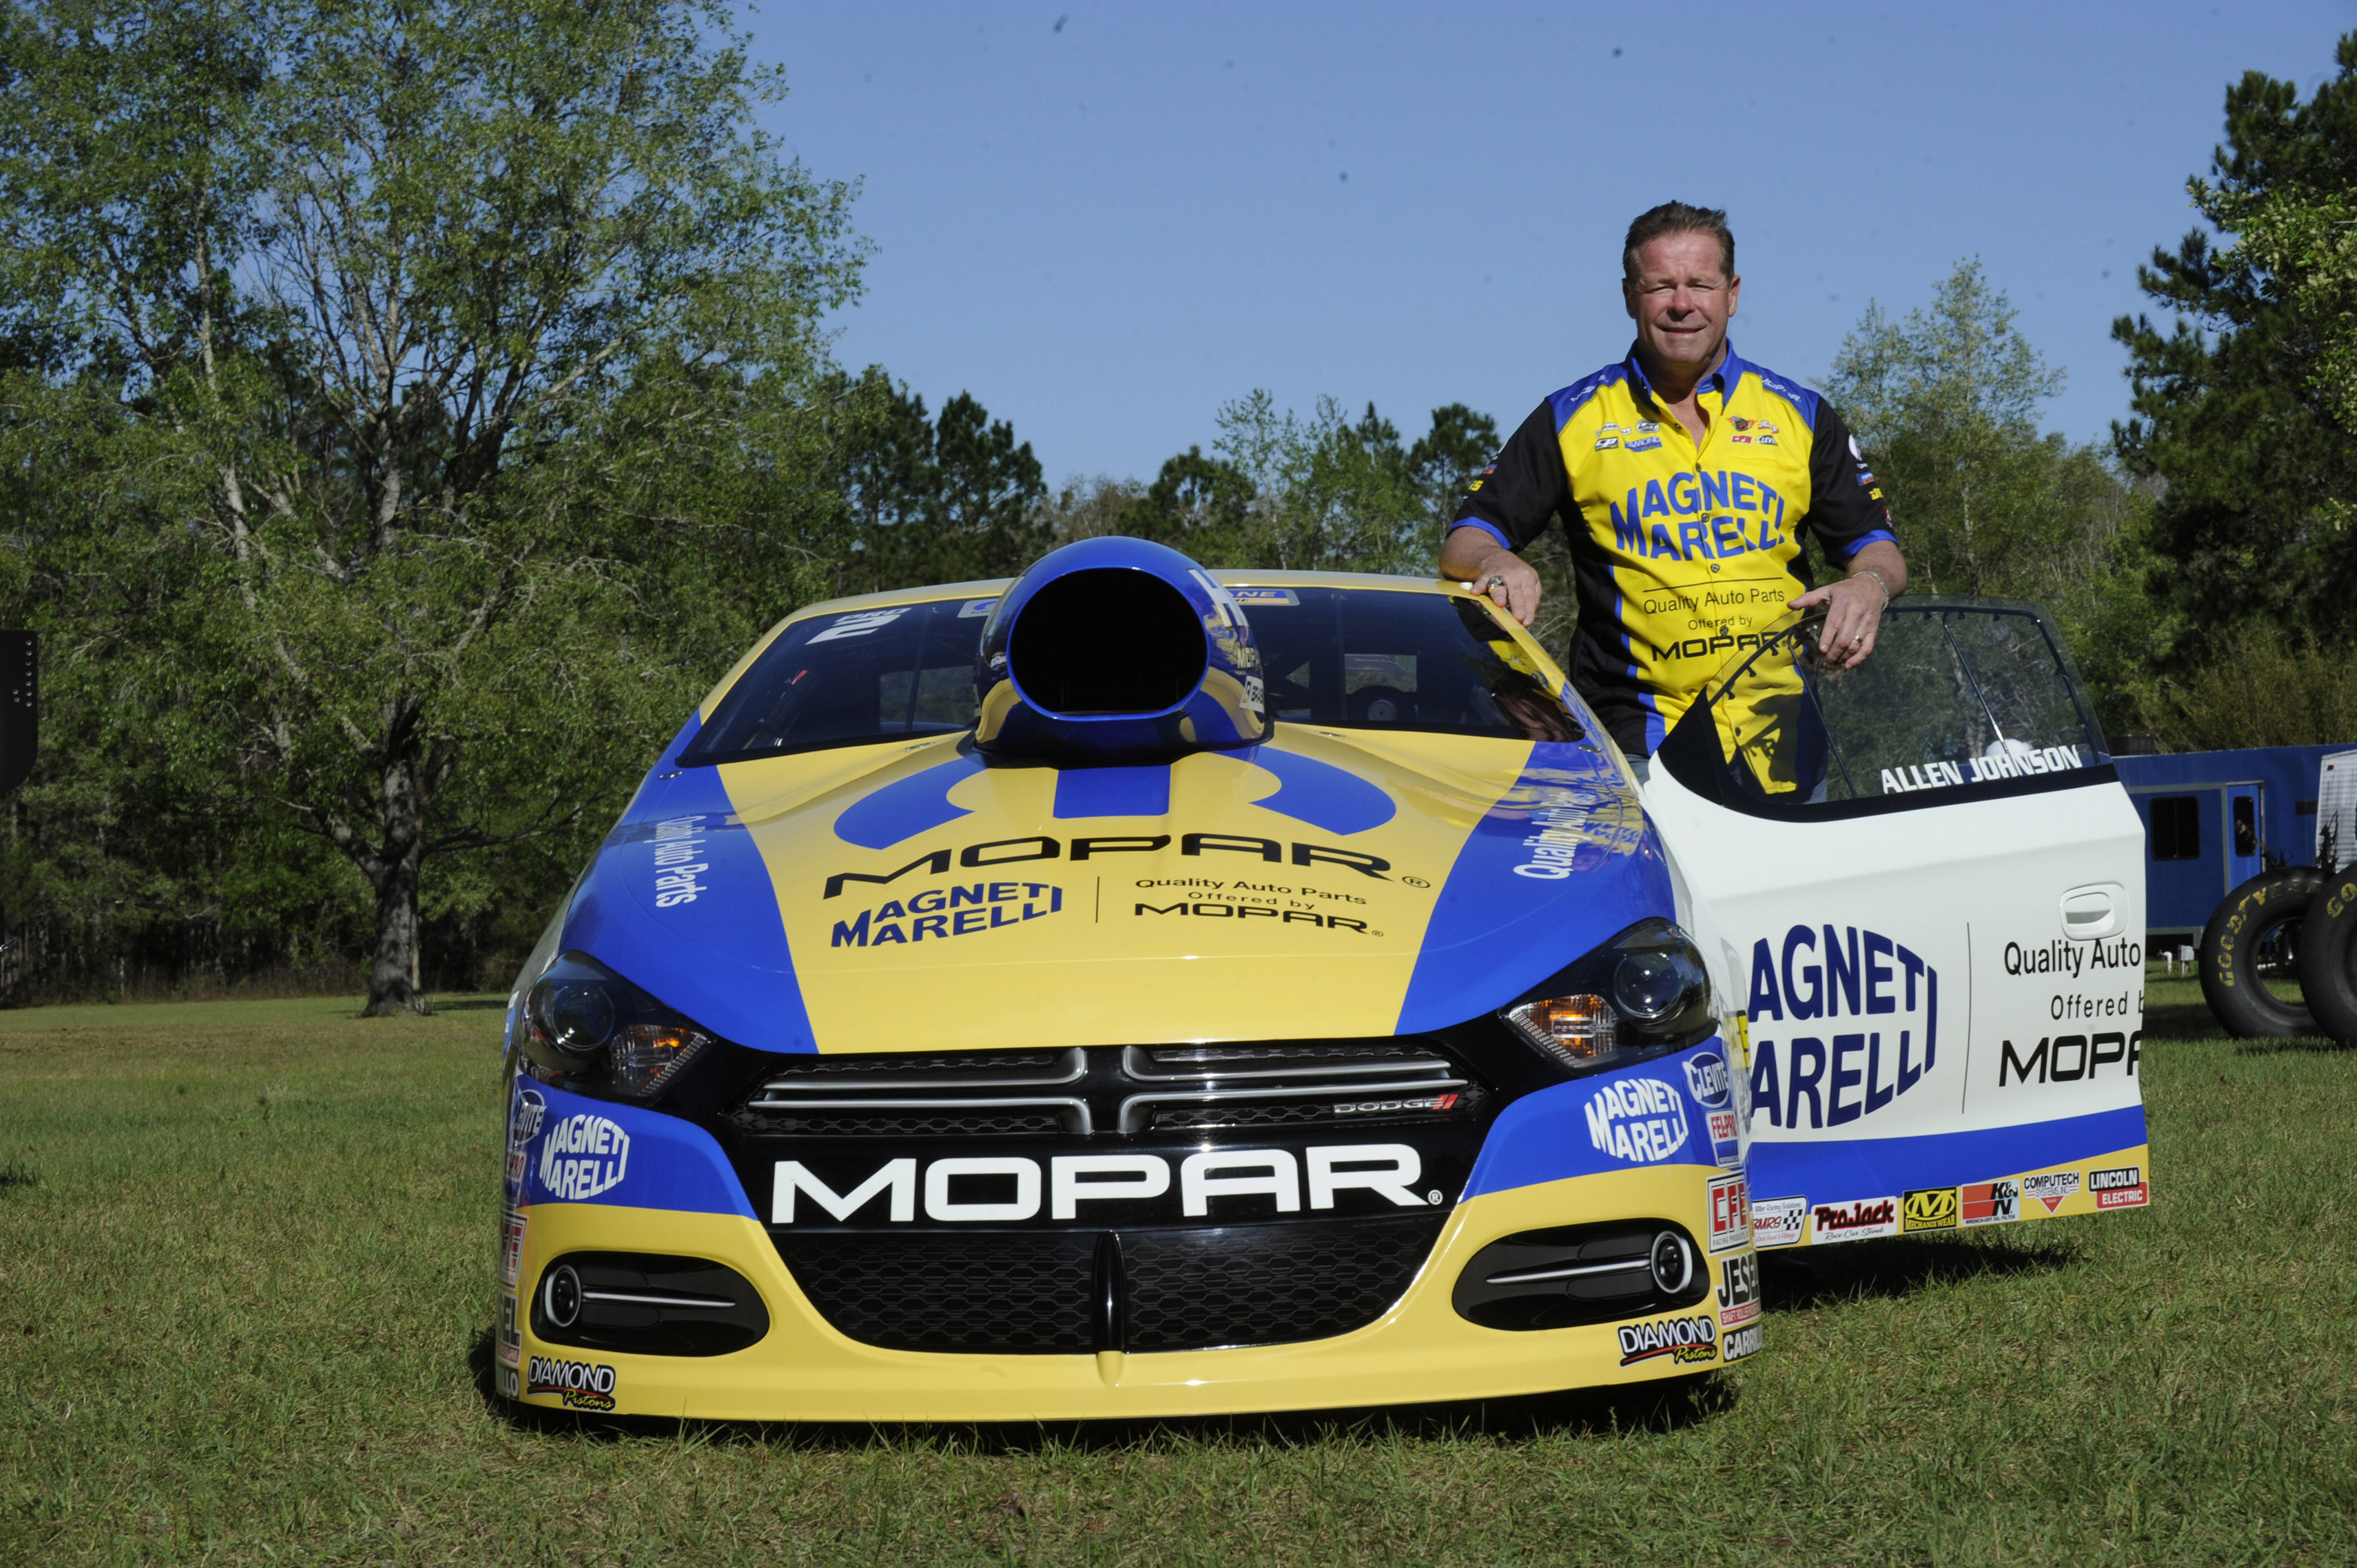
[{"x1": 560, "y1": 716, "x2": 1673, "y2": 1054}]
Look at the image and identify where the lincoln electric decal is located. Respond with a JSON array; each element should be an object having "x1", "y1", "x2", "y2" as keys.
[{"x1": 1744, "y1": 923, "x2": 1937, "y2": 1131}]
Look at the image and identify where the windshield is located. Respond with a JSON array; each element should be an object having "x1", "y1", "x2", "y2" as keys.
[{"x1": 680, "y1": 585, "x2": 1582, "y2": 766}]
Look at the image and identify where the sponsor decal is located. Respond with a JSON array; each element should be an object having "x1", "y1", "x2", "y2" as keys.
[
  {"x1": 1717, "y1": 1250, "x2": 1761, "y2": 1329},
  {"x1": 1617, "y1": 1313, "x2": 1717, "y2": 1367},
  {"x1": 506, "y1": 1087, "x2": 546, "y2": 1205},
  {"x1": 1684, "y1": 1051, "x2": 1731, "y2": 1107},
  {"x1": 2090, "y1": 1165, "x2": 2148, "y2": 1209},
  {"x1": 500, "y1": 1209, "x2": 527, "y2": 1290},
  {"x1": 1902, "y1": 1187, "x2": 1959, "y2": 1232},
  {"x1": 1706, "y1": 1108, "x2": 1741, "y2": 1168},
  {"x1": 1999, "y1": 1031, "x2": 2142, "y2": 1086},
  {"x1": 1229, "y1": 587, "x2": 1299, "y2": 606},
  {"x1": 497, "y1": 1291, "x2": 522, "y2": 1369},
  {"x1": 1747, "y1": 925, "x2": 1938, "y2": 1130},
  {"x1": 497, "y1": 1366, "x2": 520, "y2": 1400},
  {"x1": 958, "y1": 597, "x2": 999, "y2": 617},
  {"x1": 1582, "y1": 1076, "x2": 1690, "y2": 1164},
  {"x1": 1708, "y1": 1171, "x2": 1751, "y2": 1253},
  {"x1": 526, "y1": 1354, "x2": 618, "y2": 1412},
  {"x1": 830, "y1": 881, "x2": 1064, "y2": 947},
  {"x1": 1961, "y1": 1178, "x2": 2020, "y2": 1226},
  {"x1": 1809, "y1": 1196, "x2": 1898, "y2": 1244},
  {"x1": 772, "y1": 1145, "x2": 1434, "y2": 1225},
  {"x1": 1879, "y1": 745, "x2": 2091, "y2": 796},
  {"x1": 1135, "y1": 899, "x2": 1371, "y2": 933},
  {"x1": 2021, "y1": 1171, "x2": 2080, "y2": 1214},
  {"x1": 1731, "y1": 416, "x2": 1753, "y2": 430},
  {"x1": 1635, "y1": 421, "x2": 1660, "y2": 434},
  {"x1": 1506, "y1": 781, "x2": 1644, "y2": 880},
  {"x1": 1624, "y1": 435, "x2": 1663, "y2": 452},
  {"x1": 1754, "y1": 420, "x2": 1779, "y2": 435},
  {"x1": 1755, "y1": 434, "x2": 1777, "y2": 445},
  {"x1": 537, "y1": 1113, "x2": 630, "y2": 1201},
  {"x1": 806, "y1": 607, "x2": 907, "y2": 643},
  {"x1": 1752, "y1": 1196, "x2": 1807, "y2": 1248},
  {"x1": 1721, "y1": 1321, "x2": 1763, "y2": 1363},
  {"x1": 648, "y1": 815, "x2": 709, "y2": 908},
  {"x1": 823, "y1": 834, "x2": 1395, "y2": 899},
  {"x1": 1731, "y1": 433, "x2": 1754, "y2": 445},
  {"x1": 1594, "y1": 435, "x2": 1620, "y2": 449}
]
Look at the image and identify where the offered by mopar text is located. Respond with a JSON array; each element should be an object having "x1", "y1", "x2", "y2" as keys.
[{"x1": 493, "y1": 540, "x2": 2152, "y2": 1420}]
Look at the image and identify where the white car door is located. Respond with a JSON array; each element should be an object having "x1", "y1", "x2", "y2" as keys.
[{"x1": 1644, "y1": 599, "x2": 2150, "y2": 1247}]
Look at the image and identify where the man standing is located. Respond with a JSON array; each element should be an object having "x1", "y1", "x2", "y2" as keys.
[{"x1": 1439, "y1": 201, "x2": 1906, "y2": 775}]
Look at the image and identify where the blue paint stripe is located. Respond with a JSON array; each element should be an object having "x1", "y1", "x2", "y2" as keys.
[
  {"x1": 517, "y1": 1080, "x2": 755, "y2": 1218},
  {"x1": 1233, "y1": 745, "x2": 1398, "y2": 835},
  {"x1": 1053, "y1": 764, "x2": 1172, "y2": 819},
  {"x1": 1465, "y1": 1044, "x2": 1731, "y2": 1197},
  {"x1": 564, "y1": 716, "x2": 818, "y2": 1054},
  {"x1": 1395, "y1": 743, "x2": 1672, "y2": 1034},
  {"x1": 1745, "y1": 1105, "x2": 2150, "y2": 1207},
  {"x1": 832, "y1": 751, "x2": 988, "y2": 849}
]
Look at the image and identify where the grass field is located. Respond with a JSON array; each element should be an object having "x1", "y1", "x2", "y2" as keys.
[{"x1": 1, "y1": 980, "x2": 2352, "y2": 1566}]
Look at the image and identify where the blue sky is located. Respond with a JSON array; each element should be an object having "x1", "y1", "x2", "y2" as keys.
[{"x1": 750, "y1": 1, "x2": 2356, "y2": 483}]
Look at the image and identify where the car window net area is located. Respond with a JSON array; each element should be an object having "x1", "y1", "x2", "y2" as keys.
[
  {"x1": 1670, "y1": 599, "x2": 2107, "y2": 812},
  {"x1": 1233, "y1": 588, "x2": 1582, "y2": 743},
  {"x1": 680, "y1": 597, "x2": 998, "y2": 764},
  {"x1": 680, "y1": 587, "x2": 1583, "y2": 764}
]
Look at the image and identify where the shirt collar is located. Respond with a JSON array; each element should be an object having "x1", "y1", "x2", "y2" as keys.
[{"x1": 1624, "y1": 339, "x2": 1744, "y2": 405}]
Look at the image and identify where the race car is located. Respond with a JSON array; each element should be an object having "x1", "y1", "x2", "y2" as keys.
[{"x1": 494, "y1": 537, "x2": 2150, "y2": 1420}]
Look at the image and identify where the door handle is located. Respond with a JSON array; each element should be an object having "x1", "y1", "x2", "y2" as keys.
[{"x1": 2059, "y1": 883, "x2": 2124, "y2": 941}]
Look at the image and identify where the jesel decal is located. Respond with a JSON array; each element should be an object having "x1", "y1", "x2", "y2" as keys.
[{"x1": 1745, "y1": 925, "x2": 1937, "y2": 1130}]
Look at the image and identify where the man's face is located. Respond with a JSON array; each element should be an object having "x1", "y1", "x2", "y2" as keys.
[{"x1": 1622, "y1": 230, "x2": 1739, "y2": 378}]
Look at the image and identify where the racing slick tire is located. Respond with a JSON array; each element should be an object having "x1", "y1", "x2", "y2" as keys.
[
  {"x1": 2295, "y1": 870, "x2": 2357, "y2": 1046},
  {"x1": 2199, "y1": 868, "x2": 2323, "y2": 1039}
]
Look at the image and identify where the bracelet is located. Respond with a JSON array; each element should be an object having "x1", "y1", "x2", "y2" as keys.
[{"x1": 1852, "y1": 567, "x2": 1893, "y2": 608}]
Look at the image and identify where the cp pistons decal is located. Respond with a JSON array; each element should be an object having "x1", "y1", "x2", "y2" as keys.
[
  {"x1": 1617, "y1": 1313, "x2": 1718, "y2": 1367},
  {"x1": 1582, "y1": 1076, "x2": 1690, "y2": 1164},
  {"x1": 1745, "y1": 924, "x2": 1938, "y2": 1131},
  {"x1": 526, "y1": 1355, "x2": 617, "y2": 1412}
]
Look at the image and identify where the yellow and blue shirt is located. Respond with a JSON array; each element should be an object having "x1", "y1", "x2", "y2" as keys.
[{"x1": 1453, "y1": 342, "x2": 1893, "y2": 756}]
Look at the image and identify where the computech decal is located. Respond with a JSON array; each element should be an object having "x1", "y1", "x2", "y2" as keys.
[
  {"x1": 1617, "y1": 1313, "x2": 1718, "y2": 1368},
  {"x1": 1745, "y1": 924, "x2": 1939, "y2": 1131},
  {"x1": 526, "y1": 1355, "x2": 618, "y2": 1412},
  {"x1": 1752, "y1": 1196, "x2": 1807, "y2": 1249},
  {"x1": 2090, "y1": 1165, "x2": 2149, "y2": 1209},
  {"x1": 2021, "y1": 1171, "x2": 2080, "y2": 1214},
  {"x1": 1809, "y1": 1196, "x2": 1898, "y2": 1244}
]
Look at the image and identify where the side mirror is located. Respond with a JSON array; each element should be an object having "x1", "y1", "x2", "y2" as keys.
[{"x1": 0, "y1": 631, "x2": 35, "y2": 797}]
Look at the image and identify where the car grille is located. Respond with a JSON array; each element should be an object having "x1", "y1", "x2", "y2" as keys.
[
  {"x1": 734, "y1": 1039, "x2": 1471, "y2": 1138},
  {"x1": 735, "y1": 1038, "x2": 1485, "y2": 1354}
]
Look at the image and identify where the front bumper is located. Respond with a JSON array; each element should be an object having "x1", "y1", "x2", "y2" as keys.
[{"x1": 501, "y1": 1159, "x2": 1754, "y2": 1422}]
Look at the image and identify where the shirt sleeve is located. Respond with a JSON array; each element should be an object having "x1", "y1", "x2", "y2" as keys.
[
  {"x1": 1802, "y1": 399, "x2": 1896, "y2": 565},
  {"x1": 1450, "y1": 401, "x2": 1572, "y2": 554}
]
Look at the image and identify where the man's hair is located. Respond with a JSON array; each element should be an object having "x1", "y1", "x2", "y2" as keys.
[{"x1": 1622, "y1": 202, "x2": 1735, "y2": 281}]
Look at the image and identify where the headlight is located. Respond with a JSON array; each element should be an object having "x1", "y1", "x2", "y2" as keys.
[
  {"x1": 1502, "y1": 919, "x2": 1716, "y2": 1074},
  {"x1": 523, "y1": 952, "x2": 716, "y2": 1101}
]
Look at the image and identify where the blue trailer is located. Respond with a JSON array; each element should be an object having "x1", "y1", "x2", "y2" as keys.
[{"x1": 2114, "y1": 745, "x2": 2356, "y2": 944}]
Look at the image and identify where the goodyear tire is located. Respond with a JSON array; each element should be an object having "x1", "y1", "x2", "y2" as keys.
[
  {"x1": 2198, "y1": 868, "x2": 2323, "y2": 1039},
  {"x1": 2296, "y1": 870, "x2": 2357, "y2": 1045}
]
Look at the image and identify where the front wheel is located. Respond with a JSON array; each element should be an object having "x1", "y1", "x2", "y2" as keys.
[
  {"x1": 2199, "y1": 868, "x2": 2322, "y2": 1039},
  {"x1": 2295, "y1": 871, "x2": 2357, "y2": 1046}
]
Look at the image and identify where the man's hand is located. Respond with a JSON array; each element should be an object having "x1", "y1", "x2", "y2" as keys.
[
  {"x1": 1788, "y1": 540, "x2": 1906, "y2": 671},
  {"x1": 1439, "y1": 526, "x2": 1541, "y2": 628}
]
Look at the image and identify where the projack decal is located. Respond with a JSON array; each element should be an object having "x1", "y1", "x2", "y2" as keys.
[
  {"x1": 1747, "y1": 925, "x2": 1937, "y2": 1130},
  {"x1": 823, "y1": 833, "x2": 1395, "y2": 899},
  {"x1": 830, "y1": 881, "x2": 1062, "y2": 947},
  {"x1": 1810, "y1": 1196, "x2": 1898, "y2": 1244}
]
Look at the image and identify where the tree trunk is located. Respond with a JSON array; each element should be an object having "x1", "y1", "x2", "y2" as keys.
[{"x1": 361, "y1": 720, "x2": 430, "y2": 1017}]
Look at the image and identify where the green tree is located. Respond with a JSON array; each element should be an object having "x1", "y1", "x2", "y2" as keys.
[
  {"x1": 823, "y1": 370, "x2": 1046, "y2": 595},
  {"x1": 1827, "y1": 260, "x2": 2153, "y2": 727},
  {"x1": 2113, "y1": 31, "x2": 2357, "y2": 657},
  {"x1": 0, "y1": 0, "x2": 863, "y2": 1012}
]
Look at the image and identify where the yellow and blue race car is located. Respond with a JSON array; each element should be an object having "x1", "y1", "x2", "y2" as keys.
[{"x1": 495, "y1": 537, "x2": 2151, "y2": 1420}]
